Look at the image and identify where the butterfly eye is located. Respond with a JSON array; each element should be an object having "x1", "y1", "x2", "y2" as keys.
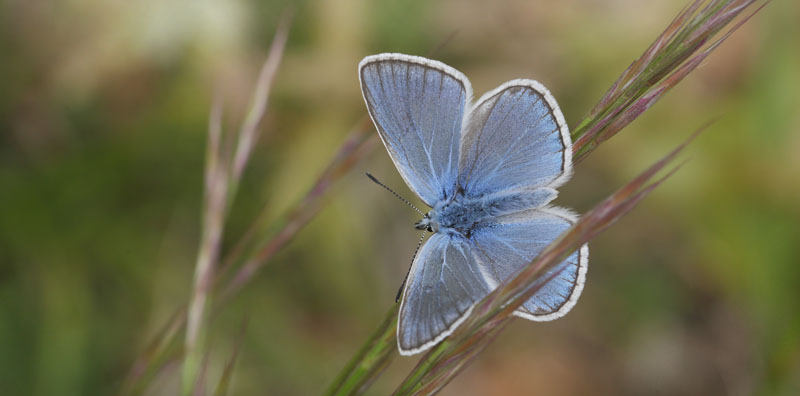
[{"x1": 426, "y1": 225, "x2": 433, "y2": 232}]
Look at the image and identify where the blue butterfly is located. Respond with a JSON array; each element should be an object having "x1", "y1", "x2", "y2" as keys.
[{"x1": 359, "y1": 53, "x2": 589, "y2": 355}]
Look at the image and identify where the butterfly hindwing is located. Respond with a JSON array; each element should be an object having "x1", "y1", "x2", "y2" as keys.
[
  {"x1": 470, "y1": 207, "x2": 588, "y2": 321},
  {"x1": 359, "y1": 54, "x2": 472, "y2": 206},
  {"x1": 398, "y1": 233, "x2": 490, "y2": 355}
]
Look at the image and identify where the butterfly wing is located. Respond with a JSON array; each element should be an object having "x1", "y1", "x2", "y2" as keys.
[
  {"x1": 359, "y1": 54, "x2": 472, "y2": 206},
  {"x1": 471, "y1": 207, "x2": 588, "y2": 320},
  {"x1": 459, "y1": 80, "x2": 572, "y2": 198},
  {"x1": 398, "y1": 233, "x2": 490, "y2": 355}
]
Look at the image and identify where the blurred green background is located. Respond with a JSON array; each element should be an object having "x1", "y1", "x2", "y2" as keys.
[{"x1": 1, "y1": 0, "x2": 798, "y2": 395}]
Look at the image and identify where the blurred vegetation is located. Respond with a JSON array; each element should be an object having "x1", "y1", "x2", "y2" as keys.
[{"x1": 0, "y1": 0, "x2": 798, "y2": 395}]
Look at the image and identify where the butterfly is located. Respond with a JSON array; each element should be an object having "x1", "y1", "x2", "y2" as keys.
[{"x1": 359, "y1": 53, "x2": 589, "y2": 355}]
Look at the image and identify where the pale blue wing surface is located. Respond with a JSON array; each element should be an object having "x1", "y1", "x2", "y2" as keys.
[
  {"x1": 470, "y1": 207, "x2": 588, "y2": 320},
  {"x1": 459, "y1": 80, "x2": 572, "y2": 198},
  {"x1": 398, "y1": 233, "x2": 490, "y2": 355},
  {"x1": 359, "y1": 54, "x2": 472, "y2": 206}
]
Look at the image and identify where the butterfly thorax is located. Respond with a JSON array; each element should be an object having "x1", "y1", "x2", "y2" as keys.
[
  {"x1": 414, "y1": 190, "x2": 497, "y2": 238},
  {"x1": 414, "y1": 187, "x2": 557, "y2": 238}
]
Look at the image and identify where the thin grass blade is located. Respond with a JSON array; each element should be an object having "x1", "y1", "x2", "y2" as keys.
[
  {"x1": 212, "y1": 318, "x2": 249, "y2": 396},
  {"x1": 118, "y1": 307, "x2": 187, "y2": 396},
  {"x1": 325, "y1": 305, "x2": 399, "y2": 396},
  {"x1": 183, "y1": 13, "x2": 292, "y2": 395},
  {"x1": 572, "y1": 0, "x2": 764, "y2": 161},
  {"x1": 120, "y1": 118, "x2": 375, "y2": 395},
  {"x1": 222, "y1": 117, "x2": 376, "y2": 298},
  {"x1": 183, "y1": 93, "x2": 231, "y2": 395},
  {"x1": 231, "y1": 11, "x2": 292, "y2": 184}
]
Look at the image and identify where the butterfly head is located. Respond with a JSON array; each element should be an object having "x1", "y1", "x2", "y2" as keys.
[{"x1": 414, "y1": 213, "x2": 439, "y2": 233}]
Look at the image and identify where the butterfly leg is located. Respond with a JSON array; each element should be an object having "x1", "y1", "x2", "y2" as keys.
[{"x1": 396, "y1": 230, "x2": 427, "y2": 302}]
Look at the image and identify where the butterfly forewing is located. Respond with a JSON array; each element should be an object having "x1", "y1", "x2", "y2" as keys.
[
  {"x1": 459, "y1": 80, "x2": 572, "y2": 197},
  {"x1": 359, "y1": 54, "x2": 471, "y2": 206}
]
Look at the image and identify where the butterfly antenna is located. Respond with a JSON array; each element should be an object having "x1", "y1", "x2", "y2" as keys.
[
  {"x1": 395, "y1": 230, "x2": 426, "y2": 302},
  {"x1": 365, "y1": 172, "x2": 424, "y2": 216}
]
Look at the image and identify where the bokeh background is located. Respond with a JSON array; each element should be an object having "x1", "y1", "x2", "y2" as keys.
[{"x1": 1, "y1": 0, "x2": 799, "y2": 395}]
